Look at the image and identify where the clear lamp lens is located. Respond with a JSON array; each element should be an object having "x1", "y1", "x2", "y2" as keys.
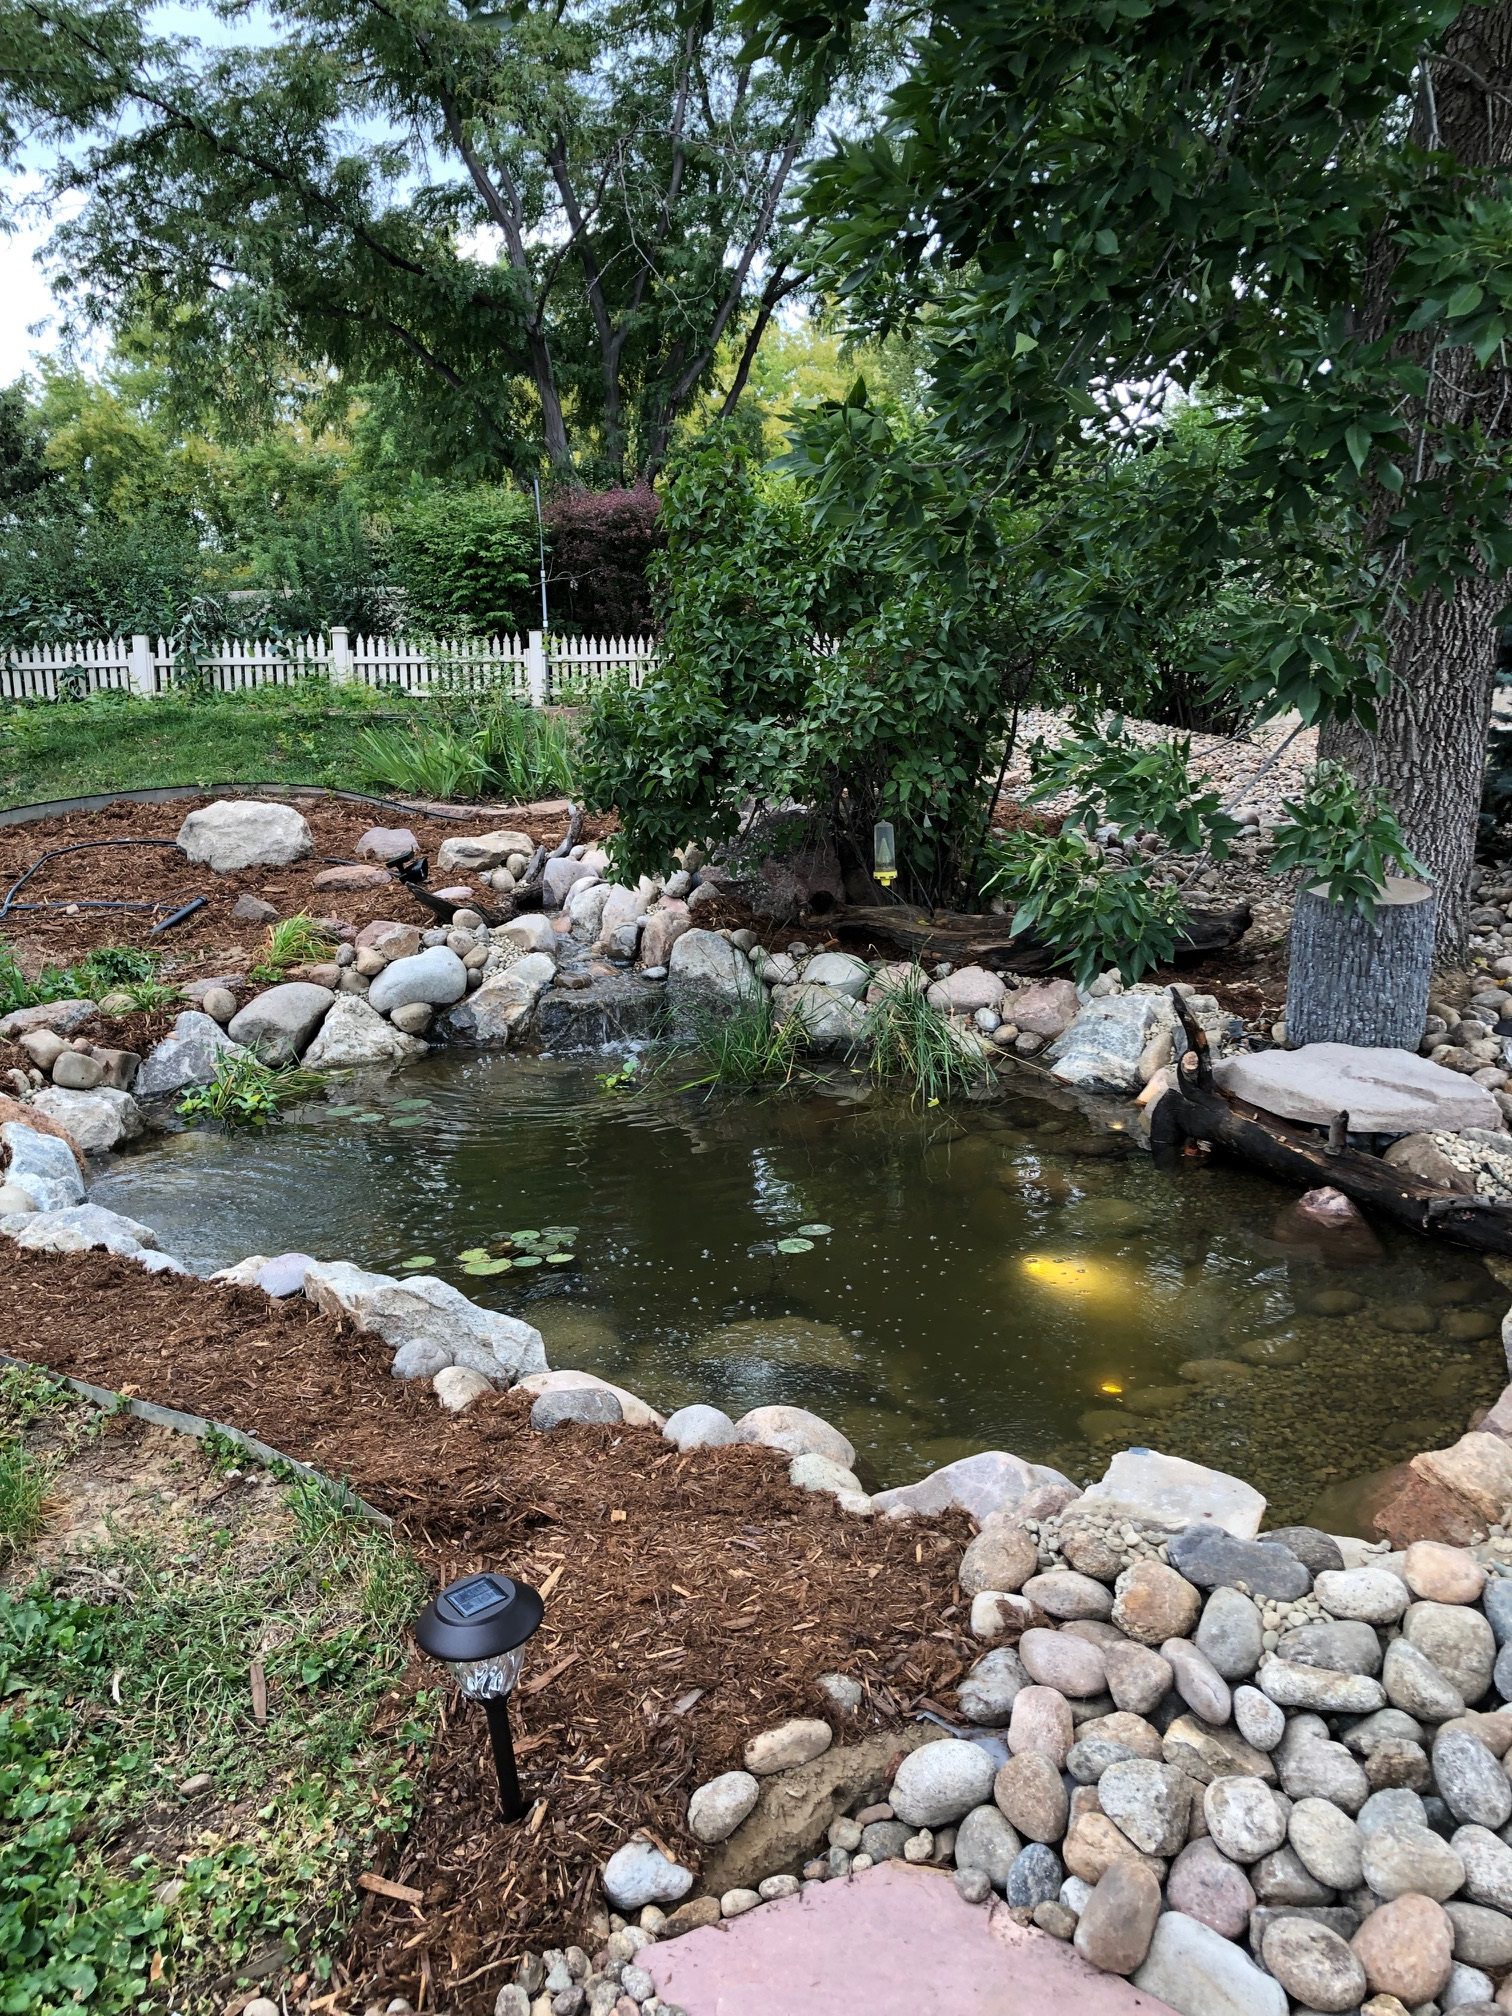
[{"x1": 448, "y1": 1649, "x2": 525, "y2": 1700}]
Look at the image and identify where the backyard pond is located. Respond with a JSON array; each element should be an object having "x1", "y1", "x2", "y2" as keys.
[{"x1": 92, "y1": 1052, "x2": 1510, "y2": 1525}]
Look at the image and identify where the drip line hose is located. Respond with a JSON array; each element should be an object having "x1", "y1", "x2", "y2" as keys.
[{"x1": 0, "y1": 838, "x2": 187, "y2": 923}]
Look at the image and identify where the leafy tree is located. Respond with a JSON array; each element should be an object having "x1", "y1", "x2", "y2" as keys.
[
  {"x1": 753, "y1": 0, "x2": 1512, "y2": 960},
  {"x1": 381, "y1": 486, "x2": 537, "y2": 637},
  {"x1": 0, "y1": 385, "x2": 50, "y2": 512},
  {"x1": 0, "y1": 0, "x2": 887, "y2": 483}
]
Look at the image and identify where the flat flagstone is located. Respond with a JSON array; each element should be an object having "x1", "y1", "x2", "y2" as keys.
[{"x1": 643, "y1": 1860, "x2": 1176, "y2": 2015}]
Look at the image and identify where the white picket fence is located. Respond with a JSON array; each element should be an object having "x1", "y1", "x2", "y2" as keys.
[{"x1": 0, "y1": 628, "x2": 657, "y2": 705}]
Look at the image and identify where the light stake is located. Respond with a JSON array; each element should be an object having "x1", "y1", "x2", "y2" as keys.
[
  {"x1": 872, "y1": 820, "x2": 897, "y2": 888},
  {"x1": 415, "y1": 1571, "x2": 545, "y2": 1822}
]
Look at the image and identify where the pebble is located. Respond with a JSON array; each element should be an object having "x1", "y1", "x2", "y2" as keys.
[
  {"x1": 743, "y1": 1718, "x2": 832, "y2": 1775},
  {"x1": 1005, "y1": 1841, "x2": 1063, "y2": 1910},
  {"x1": 687, "y1": 1771, "x2": 759, "y2": 1844},
  {"x1": 1351, "y1": 1892, "x2": 1455, "y2": 2004},
  {"x1": 1234, "y1": 1684, "x2": 1285, "y2": 1751},
  {"x1": 1203, "y1": 1776, "x2": 1287, "y2": 1862},
  {"x1": 1111, "y1": 1559, "x2": 1202, "y2": 1645},
  {"x1": 1165, "y1": 1838, "x2": 1255, "y2": 1937},
  {"x1": 1289, "y1": 1796, "x2": 1365, "y2": 1889},
  {"x1": 993, "y1": 1752, "x2": 1069, "y2": 1843},
  {"x1": 1262, "y1": 1918, "x2": 1368, "y2": 2013},
  {"x1": 1194, "y1": 1586, "x2": 1264, "y2": 1680},
  {"x1": 1097, "y1": 1759, "x2": 1192, "y2": 1857},
  {"x1": 1162, "y1": 1637, "x2": 1231, "y2": 1723},
  {"x1": 954, "y1": 1803, "x2": 1021, "y2": 1890},
  {"x1": 1315, "y1": 1568, "x2": 1411, "y2": 1625},
  {"x1": 889, "y1": 1739, "x2": 996, "y2": 1827},
  {"x1": 953, "y1": 1865, "x2": 992, "y2": 1904},
  {"x1": 1073, "y1": 1859, "x2": 1163, "y2": 1975}
]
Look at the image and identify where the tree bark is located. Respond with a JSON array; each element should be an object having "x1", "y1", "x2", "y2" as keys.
[
  {"x1": 1319, "y1": 1, "x2": 1512, "y2": 962},
  {"x1": 1285, "y1": 877, "x2": 1438, "y2": 1047}
]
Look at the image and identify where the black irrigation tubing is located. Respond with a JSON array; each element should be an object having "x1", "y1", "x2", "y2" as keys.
[
  {"x1": 0, "y1": 780, "x2": 515, "y2": 827},
  {"x1": 0, "y1": 837, "x2": 186, "y2": 922}
]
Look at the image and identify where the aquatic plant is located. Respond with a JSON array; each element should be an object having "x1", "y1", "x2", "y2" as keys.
[
  {"x1": 858, "y1": 968, "x2": 988, "y2": 1104},
  {"x1": 178, "y1": 1052, "x2": 319, "y2": 1129}
]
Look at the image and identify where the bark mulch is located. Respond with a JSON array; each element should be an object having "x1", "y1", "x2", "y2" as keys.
[{"x1": 2, "y1": 1245, "x2": 974, "y2": 2014}]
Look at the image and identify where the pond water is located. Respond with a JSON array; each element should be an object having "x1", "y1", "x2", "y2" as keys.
[{"x1": 93, "y1": 1052, "x2": 1510, "y2": 1526}]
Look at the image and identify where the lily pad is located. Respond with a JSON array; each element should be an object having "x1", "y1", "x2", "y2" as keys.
[
  {"x1": 797, "y1": 1223, "x2": 833, "y2": 1237},
  {"x1": 388, "y1": 1116, "x2": 427, "y2": 1129},
  {"x1": 463, "y1": 1257, "x2": 513, "y2": 1276},
  {"x1": 776, "y1": 1237, "x2": 816, "y2": 1254},
  {"x1": 511, "y1": 1229, "x2": 543, "y2": 1245},
  {"x1": 351, "y1": 1111, "x2": 385, "y2": 1125},
  {"x1": 326, "y1": 1104, "x2": 366, "y2": 1118},
  {"x1": 398, "y1": 1255, "x2": 436, "y2": 1270},
  {"x1": 393, "y1": 1098, "x2": 432, "y2": 1111},
  {"x1": 544, "y1": 1252, "x2": 575, "y2": 1265},
  {"x1": 511, "y1": 1253, "x2": 543, "y2": 1269},
  {"x1": 457, "y1": 1247, "x2": 491, "y2": 1263},
  {"x1": 541, "y1": 1225, "x2": 579, "y2": 1240}
]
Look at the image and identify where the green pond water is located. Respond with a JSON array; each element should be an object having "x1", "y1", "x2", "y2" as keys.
[{"x1": 92, "y1": 1052, "x2": 1510, "y2": 1525}]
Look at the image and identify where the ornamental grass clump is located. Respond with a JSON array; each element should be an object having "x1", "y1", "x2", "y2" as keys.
[
  {"x1": 177, "y1": 1051, "x2": 319, "y2": 1129},
  {"x1": 858, "y1": 968, "x2": 987, "y2": 1105}
]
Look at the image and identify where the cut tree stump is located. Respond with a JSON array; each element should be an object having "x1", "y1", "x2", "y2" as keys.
[
  {"x1": 1285, "y1": 875, "x2": 1436, "y2": 1048},
  {"x1": 830, "y1": 900, "x2": 1252, "y2": 973}
]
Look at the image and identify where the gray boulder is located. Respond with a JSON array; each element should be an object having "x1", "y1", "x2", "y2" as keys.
[
  {"x1": 301, "y1": 995, "x2": 427, "y2": 1070},
  {"x1": 0, "y1": 1121, "x2": 84, "y2": 1210},
  {"x1": 666, "y1": 928, "x2": 761, "y2": 1030},
  {"x1": 772, "y1": 981, "x2": 867, "y2": 1054},
  {"x1": 1, "y1": 1202, "x2": 161, "y2": 1258},
  {"x1": 31, "y1": 1086, "x2": 143, "y2": 1155},
  {"x1": 303, "y1": 1259, "x2": 547, "y2": 1384},
  {"x1": 0, "y1": 998, "x2": 96, "y2": 1040},
  {"x1": 1214, "y1": 1042, "x2": 1506, "y2": 1134},
  {"x1": 663, "y1": 1404, "x2": 739, "y2": 1450},
  {"x1": 530, "y1": 1386, "x2": 624, "y2": 1431},
  {"x1": 543, "y1": 855, "x2": 597, "y2": 908},
  {"x1": 135, "y1": 1010, "x2": 246, "y2": 1099},
  {"x1": 367, "y1": 947, "x2": 468, "y2": 1016},
  {"x1": 601, "y1": 1839, "x2": 693, "y2": 1911},
  {"x1": 1047, "y1": 994, "x2": 1162, "y2": 1096},
  {"x1": 227, "y1": 982, "x2": 334, "y2": 1063},
  {"x1": 435, "y1": 829, "x2": 534, "y2": 873},
  {"x1": 176, "y1": 797, "x2": 312, "y2": 872},
  {"x1": 801, "y1": 952, "x2": 872, "y2": 999},
  {"x1": 445, "y1": 953, "x2": 555, "y2": 1045}
]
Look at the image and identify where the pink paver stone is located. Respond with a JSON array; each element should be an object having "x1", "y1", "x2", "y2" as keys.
[{"x1": 644, "y1": 1861, "x2": 1176, "y2": 2016}]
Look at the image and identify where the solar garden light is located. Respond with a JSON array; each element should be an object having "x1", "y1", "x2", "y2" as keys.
[
  {"x1": 415, "y1": 1572, "x2": 545, "y2": 1822},
  {"x1": 872, "y1": 819, "x2": 897, "y2": 888}
]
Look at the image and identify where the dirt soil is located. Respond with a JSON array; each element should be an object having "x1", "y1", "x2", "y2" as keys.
[
  {"x1": 0, "y1": 793, "x2": 612, "y2": 981},
  {"x1": 2, "y1": 1244, "x2": 974, "y2": 2015}
]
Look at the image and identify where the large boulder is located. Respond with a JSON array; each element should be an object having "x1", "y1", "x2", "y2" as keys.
[
  {"x1": 176, "y1": 797, "x2": 313, "y2": 873},
  {"x1": 666, "y1": 929, "x2": 760, "y2": 1030},
  {"x1": 1083, "y1": 1449, "x2": 1265, "y2": 1538},
  {"x1": 1047, "y1": 994, "x2": 1162, "y2": 1096},
  {"x1": 227, "y1": 982, "x2": 334, "y2": 1064},
  {"x1": 302, "y1": 1260, "x2": 547, "y2": 1384},
  {"x1": 543, "y1": 856, "x2": 597, "y2": 909},
  {"x1": 927, "y1": 966, "x2": 1005, "y2": 1016},
  {"x1": 871, "y1": 1449, "x2": 1073, "y2": 1522},
  {"x1": 367, "y1": 947, "x2": 468, "y2": 1016},
  {"x1": 495, "y1": 914, "x2": 558, "y2": 959},
  {"x1": 0, "y1": 1201, "x2": 161, "y2": 1259},
  {"x1": 301, "y1": 995, "x2": 428, "y2": 1070},
  {"x1": 772, "y1": 981, "x2": 866, "y2": 1055},
  {"x1": 516, "y1": 1369, "x2": 665, "y2": 1429},
  {"x1": 0, "y1": 998, "x2": 96, "y2": 1040},
  {"x1": 435, "y1": 829, "x2": 534, "y2": 873},
  {"x1": 0, "y1": 1121, "x2": 85, "y2": 1211},
  {"x1": 566, "y1": 880, "x2": 615, "y2": 941},
  {"x1": 1214, "y1": 1042, "x2": 1506, "y2": 1134},
  {"x1": 1007, "y1": 979, "x2": 1081, "y2": 1039},
  {"x1": 445, "y1": 953, "x2": 556, "y2": 1045},
  {"x1": 135, "y1": 1010, "x2": 247, "y2": 1099},
  {"x1": 640, "y1": 901, "x2": 692, "y2": 969},
  {"x1": 30, "y1": 1086, "x2": 143, "y2": 1155}
]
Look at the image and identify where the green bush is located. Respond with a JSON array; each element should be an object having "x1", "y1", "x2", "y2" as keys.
[
  {"x1": 982, "y1": 829, "x2": 1186, "y2": 987},
  {"x1": 382, "y1": 487, "x2": 537, "y2": 637}
]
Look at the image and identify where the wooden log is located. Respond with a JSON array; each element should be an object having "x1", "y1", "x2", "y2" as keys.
[
  {"x1": 1152, "y1": 987, "x2": 1512, "y2": 1256},
  {"x1": 830, "y1": 900, "x2": 1252, "y2": 973},
  {"x1": 1285, "y1": 875, "x2": 1436, "y2": 1048}
]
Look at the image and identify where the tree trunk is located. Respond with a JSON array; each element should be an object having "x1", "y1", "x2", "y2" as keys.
[
  {"x1": 1318, "y1": 2, "x2": 1512, "y2": 964},
  {"x1": 1285, "y1": 876, "x2": 1438, "y2": 1047}
]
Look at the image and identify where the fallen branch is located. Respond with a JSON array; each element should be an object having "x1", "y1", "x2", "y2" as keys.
[{"x1": 830, "y1": 900, "x2": 1252, "y2": 972}]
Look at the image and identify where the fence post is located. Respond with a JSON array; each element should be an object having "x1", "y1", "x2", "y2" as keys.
[
  {"x1": 526, "y1": 630, "x2": 548, "y2": 707},
  {"x1": 128, "y1": 634, "x2": 156, "y2": 697},
  {"x1": 329, "y1": 626, "x2": 350, "y2": 683}
]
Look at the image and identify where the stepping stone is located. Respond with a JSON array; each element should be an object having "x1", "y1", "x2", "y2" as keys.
[{"x1": 643, "y1": 1860, "x2": 1175, "y2": 2015}]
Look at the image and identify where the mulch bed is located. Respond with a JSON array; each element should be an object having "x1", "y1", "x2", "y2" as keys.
[
  {"x1": 2, "y1": 1244, "x2": 973, "y2": 2013},
  {"x1": 0, "y1": 794, "x2": 614, "y2": 981}
]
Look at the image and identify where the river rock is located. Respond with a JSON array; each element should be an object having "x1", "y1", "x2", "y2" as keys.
[
  {"x1": 958, "y1": 1646, "x2": 1030, "y2": 1725},
  {"x1": 953, "y1": 1803, "x2": 1021, "y2": 1891},
  {"x1": 1005, "y1": 1840, "x2": 1064, "y2": 1910},
  {"x1": 1454, "y1": 1823, "x2": 1512, "y2": 1911},
  {"x1": 1084, "y1": 1448, "x2": 1264, "y2": 1537},
  {"x1": 1351, "y1": 1892, "x2": 1456, "y2": 2003},
  {"x1": 1097, "y1": 1758, "x2": 1192, "y2": 1856},
  {"x1": 1074, "y1": 1858, "x2": 1162, "y2": 1975},
  {"x1": 1162, "y1": 1637, "x2": 1230, "y2": 1722},
  {"x1": 446, "y1": 953, "x2": 556, "y2": 1044},
  {"x1": 1434, "y1": 1727, "x2": 1512, "y2": 1827},
  {"x1": 435, "y1": 829, "x2": 533, "y2": 873},
  {"x1": 432, "y1": 1365, "x2": 493, "y2": 1412},
  {"x1": 176, "y1": 797, "x2": 312, "y2": 872},
  {"x1": 662, "y1": 1404, "x2": 738, "y2": 1450},
  {"x1": 1045, "y1": 994, "x2": 1161, "y2": 1096},
  {"x1": 1404, "y1": 1601, "x2": 1496, "y2": 1702},
  {"x1": 1404, "y1": 1541, "x2": 1487, "y2": 1605},
  {"x1": 0, "y1": 1122, "x2": 83, "y2": 1211},
  {"x1": 872, "y1": 1449, "x2": 1070, "y2": 1522},
  {"x1": 889, "y1": 1738, "x2": 995, "y2": 1826},
  {"x1": 1008, "y1": 1686, "x2": 1074, "y2": 1766},
  {"x1": 688, "y1": 1772, "x2": 760, "y2": 1844},
  {"x1": 666, "y1": 929, "x2": 760, "y2": 1028},
  {"x1": 802, "y1": 951, "x2": 872, "y2": 999},
  {"x1": 734, "y1": 1405, "x2": 854, "y2": 1467},
  {"x1": 529, "y1": 1385, "x2": 622, "y2": 1430},
  {"x1": 1194, "y1": 1585, "x2": 1264, "y2": 1680},
  {"x1": 640, "y1": 903, "x2": 691, "y2": 969},
  {"x1": 134, "y1": 1010, "x2": 245, "y2": 1098},
  {"x1": 602, "y1": 1840, "x2": 693, "y2": 1911},
  {"x1": 1112, "y1": 1559, "x2": 1202, "y2": 1645},
  {"x1": 1019, "y1": 1627, "x2": 1106, "y2": 1697},
  {"x1": 962, "y1": 1524, "x2": 1039, "y2": 1597},
  {"x1": 1021, "y1": 1567, "x2": 1112, "y2": 1618},
  {"x1": 356, "y1": 920, "x2": 423, "y2": 961},
  {"x1": 926, "y1": 965, "x2": 1004, "y2": 1016},
  {"x1": 1103, "y1": 1639, "x2": 1173, "y2": 1715},
  {"x1": 1278, "y1": 1618, "x2": 1385, "y2": 1676},
  {"x1": 1168, "y1": 1524, "x2": 1312, "y2": 1600},
  {"x1": 1261, "y1": 1919, "x2": 1367, "y2": 2013},
  {"x1": 31, "y1": 1086, "x2": 142, "y2": 1155},
  {"x1": 303, "y1": 1260, "x2": 546, "y2": 1383},
  {"x1": 1289, "y1": 1795, "x2": 1365, "y2": 1888},
  {"x1": 227, "y1": 981, "x2": 334, "y2": 1063},
  {"x1": 1381, "y1": 1638, "x2": 1466, "y2": 1722},
  {"x1": 302, "y1": 994, "x2": 428, "y2": 1069},
  {"x1": 1315, "y1": 1567, "x2": 1411, "y2": 1625},
  {"x1": 1280, "y1": 1736, "x2": 1370, "y2": 1811},
  {"x1": 1133, "y1": 1909, "x2": 1288, "y2": 2016},
  {"x1": 772, "y1": 980, "x2": 866, "y2": 1054},
  {"x1": 1010, "y1": 979, "x2": 1081, "y2": 1038},
  {"x1": 1, "y1": 1200, "x2": 162, "y2": 1260},
  {"x1": 1361, "y1": 1817, "x2": 1467, "y2": 1900},
  {"x1": 367, "y1": 947, "x2": 468, "y2": 1015},
  {"x1": 1160, "y1": 1713, "x2": 1275, "y2": 1787},
  {"x1": 1216, "y1": 1043, "x2": 1507, "y2": 1134},
  {"x1": 1203, "y1": 1775, "x2": 1286, "y2": 1862},
  {"x1": 743, "y1": 1717, "x2": 832, "y2": 1776},
  {"x1": 1259, "y1": 1655, "x2": 1387, "y2": 1714},
  {"x1": 1234, "y1": 1684, "x2": 1285, "y2": 1751},
  {"x1": 0, "y1": 997, "x2": 95, "y2": 1039},
  {"x1": 1166, "y1": 1837, "x2": 1255, "y2": 1936},
  {"x1": 516, "y1": 1369, "x2": 662, "y2": 1430},
  {"x1": 993, "y1": 1751, "x2": 1069, "y2": 1843},
  {"x1": 1444, "y1": 1898, "x2": 1512, "y2": 1970}
]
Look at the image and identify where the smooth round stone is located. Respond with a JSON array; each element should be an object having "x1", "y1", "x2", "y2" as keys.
[
  {"x1": 1195, "y1": 1586, "x2": 1264, "y2": 1680},
  {"x1": 1203, "y1": 1776, "x2": 1287, "y2": 1862},
  {"x1": 1022, "y1": 1569, "x2": 1114, "y2": 1620},
  {"x1": 1315, "y1": 1567, "x2": 1411, "y2": 1625},
  {"x1": 1253, "y1": 1841, "x2": 1336, "y2": 1905},
  {"x1": 1289, "y1": 1796, "x2": 1365, "y2": 1889},
  {"x1": 1080, "y1": 1710, "x2": 1164, "y2": 1761},
  {"x1": 1346, "y1": 1707, "x2": 1426, "y2": 1758},
  {"x1": 1162, "y1": 1637, "x2": 1231, "y2": 1723},
  {"x1": 960, "y1": 1523, "x2": 1039, "y2": 1597},
  {"x1": 743, "y1": 1718, "x2": 832, "y2": 1775},
  {"x1": 1166, "y1": 1837, "x2": 1255, "y2": 1936},
  {"x1": 1097, "y1": 1758, "x2": 1192, "y2": 1856},
  {"x1": 1005, "y1": 1841, "x2": 1064, "y2": 1911},
  {"x1": 1358, "y1": 1787, "x2": 1428, "y2": 1837},
  {"x1": 1261, "y1": 1917, "x2": 1367, "y2": 2013},
  {"x1": 1405, "y1": 1602, "x2": 1497, "y2": 1702},
  {"x1": 1443, "y1": 1959, "x2": 1495, "y2": 2008},
  {"x1": 1111, "y1": 1559, "x2": 1202, "y2": 1645},
  {"x1": 1351, "y1": 1892, "x2": 1455, "y2": 2004},
  {"x1": 1168, "y1": 1524, "x2": 1312, "y2": 1601},
  {"x1": 1259, "y1": 1656, "x2": 1386, "y2": 1715},
  {"x1": 1365, "y1": 1736, "x2": 1432, "y2": 1791},
  {"x1": 1453, "y1": 1822, "x2": 1512, "y2": 1911},
  {"x1": 687, "y1": 1771, "x2": 760, "y2": 1844},
  {"x1": 1361, "y1": 1819, "x2": 1467, "y2": 1901},
  {"x1": 1445, "y1": 1899, "x2": 1512, "y2": 1970},
  {"x1": 1019, "y1": 1627, "x2": 1107, "y2": 1698},
  {"x1": 1277, "y1": 1618, "x2": 1384, "y2": 1676},
  {"x1": 1234, "y1": 1684, "x2": 1285, "y2": 1752},
  {"x1": 1102, "y1": 1640, "x2": 1173, "y2": 1716},
  {"x1": 889, "y1": 1738, "x2": 996, "y2": 1827},
  {"x1": 954, "y1": 1803, "x2": 1021, "y2": 1892},
  {"x1": 1482, "y1": 1578, "x2": 1512, "y2": 1646},
  {"x1": 1008, "y1": 1686, "x2": 1074, "y2": 1766},
  {"x1": 1265, "y1": 1525, "x2": 1346, "y2": 1576},
  {"x1": 958, "y1": 1646, "x2": 1031, "y2": 1726},
  {"x1": 1073, "y1": 1858, "x2": 1162, "y2": 1975},
  {"x1": 1434, "y1": 1728, "x2": 1512, "y2": 1829},
  {"x1": 1384, "y1": 1637, "x2": 1467, "y2": 1721},
  {"x1": 1405, "y1": 1542, "x2": 1487, "y2": 1606},
  {"x1": 953, "y1": 1865, "x2": 992, "y2": 1905},
  {"x1": 993, "y1": 1751, "x2": 1069, "y2": 1844},
  {"x1": 1066, "y1": 1737, "x2": 1134, "y2": 1784},
  {"x1": 1279, "y1": 1738, "x2": 1370, "y2": 1813}
]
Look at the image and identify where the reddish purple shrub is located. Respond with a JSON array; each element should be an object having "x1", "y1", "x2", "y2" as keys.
[{"x1": 544, "y1": 484, "x2": 663, "y2": 635}]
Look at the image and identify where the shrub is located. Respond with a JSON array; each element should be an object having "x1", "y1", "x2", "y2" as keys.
[
  {"x1": 982, "y1": 829, "x2": 1186, "y2": 987},
  {"x1": 544, "y1": 485, "x2": 662, "y2": 634},
  {"x1": 382, "y1": 487, "x2": 536, "y2": 637}
]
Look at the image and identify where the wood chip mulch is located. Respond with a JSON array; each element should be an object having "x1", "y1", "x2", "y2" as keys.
[{"x1": 2, "y1": 1244, "x2": 974, "y2": 2013}]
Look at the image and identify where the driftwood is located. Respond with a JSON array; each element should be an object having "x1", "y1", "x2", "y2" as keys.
[
  {"x1": 1150, "y1": 988, "x2": 1512, "y2": 1257},
  {"x1": 400, "y1": 807, "x2": 585, "y2": 929},
  {"x1": 830, "y1": 900, "x2": 1253, "y2": 974}
]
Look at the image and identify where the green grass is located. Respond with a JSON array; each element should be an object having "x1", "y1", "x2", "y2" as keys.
[
  {"x1": 682, "y1": 990, "x2": 808, "y2": 1092},
  {"x1": 0, "y1": 1418, "x2": 432, "y2": 2015},
  {"x1": 0, "y1": 942, "x2": 160, "y2": 1019},
  {"x1": 0, "y1": 681, "x2": 578, "y2": 807},
  {"x1": 860, "y1": 966, "x2": 992, "y2": 1104},
  {"x1": 177, "y1": 1050, "x2": 321, "y2": 1129},
  {"x1": 252, "y1": 911, "x2": 337, "y2": 982},
  {"x1": 0, "y1": 1443, "x2": 54, "y2": 1561}
]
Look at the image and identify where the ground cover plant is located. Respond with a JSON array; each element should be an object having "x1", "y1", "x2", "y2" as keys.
[
  {"x1": 0, "y1": 941, "x2": 158, "y2": 1018},
  {"x1": 0, "y1": 1367, "x2": 432, "y2": 2015}
]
